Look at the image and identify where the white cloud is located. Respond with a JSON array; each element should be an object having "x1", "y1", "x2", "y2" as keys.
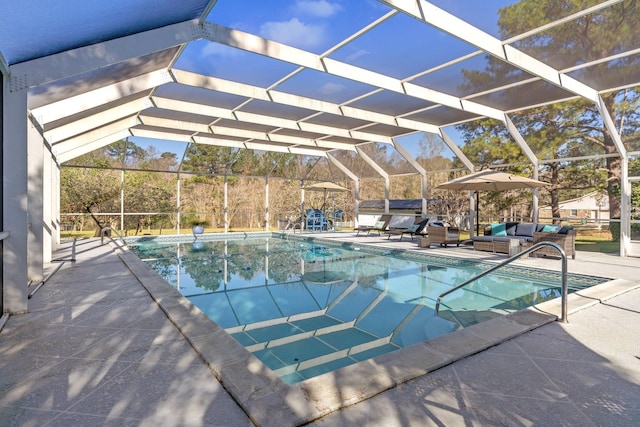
[
  {"x1": 345, "y1": 49, "x2": 370, "y2": 63},
  {"x1": 319, "y1": 82, "x2": 345, "y2": 95},
  {"x1": 294, "y1": 0, "x2": 342, "y2": 18},
  {"x1": 201, "y1": 42, "x2": 244, "y2": 59},
  {"x1": 260, "y1": 18, "x2": 325, "y2": 49}
]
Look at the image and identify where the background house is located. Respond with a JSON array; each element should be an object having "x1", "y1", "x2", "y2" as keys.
[{"x1": 538, "y1": 191, "x2": 609, "y2": 222}]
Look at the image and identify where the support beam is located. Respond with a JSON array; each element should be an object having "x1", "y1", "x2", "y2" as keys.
[
  {"x1": 32, "y1": 71, "x2": 171, "y2": 125},
  {"x1": 504, "y1": 115, "x2": 540, "y2": 222},
  {"x1": 2, "y1": 84, "x2": 29, "y2": 313},
  {"x1": 439, "y1": 129, "x2": 477, "y2": 234},
  {"x1": 326, "y1": 155, "x2": 359, "y2": 226},
  {"x1": 8, "y1": 20, "x2": 199, "y2": 88},
  {"x1": 224, "y1": 176, "x2": 229, "y2": 232},
  {"x1": 301, "y1": 179, "x2": 306, "y2": 226},
  {"x1": 0, "y1": 51, "x2": 9, "y2": 77},
  {"x1": 173, "y1": 71, "x2": 443, "y2": 144},
  {"x1": 55, "y1": 130, "x2": 131, "y2": 164},
  {"x1": 201, "y1": 22, "x2": 504, "y2": 120},
  {"x1": 392, "y1": 139, "x2": 429, "y2": 215},
  {"x1": 27, "y1": 122, "x2": 44, "y2": 282},
  {"x1": 52, "y1": 117, "x2": 138, "y2": 157},
  {"x1": 356, "y1": 147, "x2": 390, "y2": 213},
  {"x1": 176, "y1": 177, "x2": 182, "y2": 234},
  {"x1": 265, "y1": 177, "x2": 269, "y2": 231},
  {"x1": 381, "y1": 0, "x2": 599, "y2": 103},
  {"x1": 289, "y1": 146, "x2": 328, "y2": 157},
  {"x1": 621, "y1": 159, "x2": 630, "y2": 257},
  {"x1": 121, "y1": 170, "x2": 125, "y2": 232},
  {"x1": 597, "y1": 95, "x2": 629, "y2": 256},
  {"x1": 43, "y1": 151, "x2": 54, "y2": 261},
  {"x1": 439, "y1": 129, "x2": 475, "y2": 171},
  {"x1": 53, "y1": 161, "x2": 61, "y2": 249},
  {"x1": 44, "y1": 96, "x2": 153, "y2": 143}
]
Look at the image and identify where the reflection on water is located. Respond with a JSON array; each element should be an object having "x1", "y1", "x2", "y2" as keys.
[{"x1": 128, "y1": 236, "x2": 604, "y2": 383}]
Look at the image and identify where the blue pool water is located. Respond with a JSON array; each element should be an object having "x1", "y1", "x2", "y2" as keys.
[{"x1": 127, "y1": 234, "x2": 608, "y2": 384}]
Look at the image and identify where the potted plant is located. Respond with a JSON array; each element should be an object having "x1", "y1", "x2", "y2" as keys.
[{"x1": 188, "y1": 218, "x2": 210, "y2": 236}]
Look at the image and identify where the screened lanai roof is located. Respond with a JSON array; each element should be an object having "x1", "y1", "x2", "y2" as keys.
[{"x1": 2, "y1": 0, "x2": 639, "y2": 180}]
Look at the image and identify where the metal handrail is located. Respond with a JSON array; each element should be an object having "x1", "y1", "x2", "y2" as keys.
[
  {"x1": 100, "y1": 226, "x2": 125, "y2": 245},
  {"x1": 435, "y1": 242, "x2": 569, "y2": 323}
]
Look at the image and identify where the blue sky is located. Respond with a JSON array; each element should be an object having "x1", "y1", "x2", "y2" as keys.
[{"x1": 132, "y1": 0, "x2": 518, "y2": 162}]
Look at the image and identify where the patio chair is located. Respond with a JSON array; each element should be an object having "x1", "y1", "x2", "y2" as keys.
[
  {"x1": 284, "y1": 216, "x2": 304, "y2": 233},
  {"x1": 354, "y1": 214, "x2": 392, "y2": 236},
  {"x1": 426, "y1": 225, "x2": 461, "y2": 247},
  {"x1": 400, "y1": 218, "x2": 429, "y2": 240},
  {"x1": 384, "y1": 216, "x2": 423, "y2": 240},
  {"x1": 306, "y1": 210, "x2": 328, "y2": 232},
  {"x1": 332, "y1": 210, "x2": 343, "y2": 230}
]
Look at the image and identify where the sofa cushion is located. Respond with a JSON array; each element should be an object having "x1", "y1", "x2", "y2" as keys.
[
  {"x1": 490, "y1": 223, "x2": 507, "y2": 236},
  {"x1": 515, "y1": 222, "x2": 536, "y2": 237},
  {"x1": 505, "y1": 222, "x2": 518, "y2": 236},
  {"x1": 541, "y1": 224, "x2": 559, "y2": 232},
  {"x1": 558, "y1": 225, "x2": 574, "y2": 234},
  {"x1": 473, "y1": 236, "x2": 495, "y2": 242},
  {"x1": 406, "y1": 223, "x2": 420, "y2": 233}
]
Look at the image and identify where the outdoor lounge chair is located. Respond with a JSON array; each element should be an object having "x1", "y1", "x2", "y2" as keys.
[
  {"x1": 354, "y1": 214, "x2": 392, "y2": 236},
  {"x1": 384, "y1": 215, "x2": 421, "y2": 240},
  {"x1": 400, "y1": 218, "x2": 429, "y2": 240},
  {"x1": 383, "y1": 216, "x2": 428, "y2": 240},
  {"x1": 426, "y1": 225, "x2": 461, "y2": 247}
]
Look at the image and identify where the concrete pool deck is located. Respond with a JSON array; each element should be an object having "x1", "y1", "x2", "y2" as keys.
[{"x1": 0, "y1": 233, "x2": 639, "y2": 426}]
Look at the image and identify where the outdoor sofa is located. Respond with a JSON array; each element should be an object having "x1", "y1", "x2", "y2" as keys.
[
  {"x1": 531, "y1": 228, "x2": 577, "y2": 259},
  {"x1": 473, "y1": 222, "x2": 575, "y2": 258}
]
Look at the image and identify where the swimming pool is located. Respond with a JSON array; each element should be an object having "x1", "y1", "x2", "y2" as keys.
[{"x1": 127, "y1": 233, "x2": 608, "y2": 384}]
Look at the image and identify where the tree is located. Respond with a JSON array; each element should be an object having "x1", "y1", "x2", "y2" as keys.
[
  {"x1": 124, "y1": 170, "x2": 176, "y2": 234},
  {"x1": 104, "y1": 139, "x2": 148, "y2": 168},
  {"x1": 457, "y1": 0, "x2": 640, "y2": 220},
  {"x1": 60, "y1": 153, "x2": 121, "y2": 231}
]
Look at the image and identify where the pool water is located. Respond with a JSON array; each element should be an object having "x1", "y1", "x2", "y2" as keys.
[{"x1": 127, "y1": 235, "x2": 607, "y2": 384}]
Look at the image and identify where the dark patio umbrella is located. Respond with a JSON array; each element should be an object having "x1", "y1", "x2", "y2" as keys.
[{"x1": 436, "y1": 170, "x2": 548, "y2": 235}]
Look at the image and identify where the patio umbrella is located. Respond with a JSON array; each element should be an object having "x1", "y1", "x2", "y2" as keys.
[
  {"x1": 436, "y1": 170, "x2": 548, "y2": 235},
  {"x1": 303, "y1": 181, "x2": 350, "y2": 211},
  {"x1": 300, "y1": 246, "x2": 348, "y2": 284}
]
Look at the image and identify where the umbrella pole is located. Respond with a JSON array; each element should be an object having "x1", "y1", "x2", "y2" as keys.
[
  {"x1": 476, "y1": 192, "x2": 480, "y2": 236},
  {"x1": 322, "y1": 189, "x2": 327, "y2": 217}
]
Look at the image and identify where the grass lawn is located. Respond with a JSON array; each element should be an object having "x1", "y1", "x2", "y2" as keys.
[{"x1": 574, "y1": 230, "x2": 618, "y2": 253}]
